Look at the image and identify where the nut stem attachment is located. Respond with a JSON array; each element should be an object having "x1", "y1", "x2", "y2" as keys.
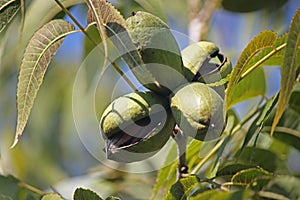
[{"x1": 173, "y1": 125, "x2": 189, "y2": 179}]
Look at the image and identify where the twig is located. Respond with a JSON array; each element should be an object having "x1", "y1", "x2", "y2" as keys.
[
  {"x1": 173, "y1": 126, "x2": 188, "y2": 180},
  {"x1": 53, "y1": 0, "x2": 138, "y2": 91},
  {"x1": 18, "y1": 182, "x2": 46, "y2": 196},
  {"x1": 188, "y1": 0, "x2": 222, "y2": 42}
]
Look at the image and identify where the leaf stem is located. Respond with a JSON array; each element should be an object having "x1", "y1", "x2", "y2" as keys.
[
  {"x1": 240, "y1": 43, "x2": 286, "y2": 79},
  {"x1": 190, "y1": 136, "x2": 226, "y2": 175},
  {"x1": 53, "y1": 0, "x2": 138, "y2": 91},
  {"x1": 18, "y1": 182, "x2": 46, "y2": 196}
]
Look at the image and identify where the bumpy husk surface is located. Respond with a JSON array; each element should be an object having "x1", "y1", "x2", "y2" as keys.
[
  {"x1": 100, "y1": 91, "x2": 175, "y2": 162},
  {"x1": 170, "y1": 82, "x2": 225, "y2": 141}
]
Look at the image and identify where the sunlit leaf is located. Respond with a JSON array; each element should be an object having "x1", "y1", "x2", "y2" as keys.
[
  {"x1": 265, "y1": 176, "x2": 300, "y2": 200},
  {"x1": 228, "y1": 67, "x2": 266, "y2": 108},
  {"x1": 13, "y1": 19, "x2": 75, "y2": 147},
  {"x1": 231, "y1": 168, "x2": 272, "y2": 184},
  {"x1": 19, "y1": 0, "x2": 83, "y2": 57},
  {"x1": 271, "y1": 8, "x2": 300, "y2": 136},
  {"x1": 85, "y1": 0, "x2": 110, "y2": 85},
  {"x1": 73, "y1": 188, "x2": 103, "y2": 200},
  {"x1": 41, "y1": 193, "x2": 63, "y2": 200},
  {"x1": 225, "y1": 31, "x2": 277, "y2": 111},
  {"x1": 250, "y1": 34, "x2": 288, "y2": 67},
  {"x1": 0, "y1": 0, "x2": 21, "y2": 32},
  {"x1": 86, "y1": 0, "x2": 156, "y2": 91}
]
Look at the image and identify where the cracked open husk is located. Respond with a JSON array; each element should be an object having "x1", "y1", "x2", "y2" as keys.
[
  {"x1": 182, "y1": 41, "x2": 232, "y2": 84},
  {"x1": 100, "y1": 91, "x2": 175, "y2": 162}
]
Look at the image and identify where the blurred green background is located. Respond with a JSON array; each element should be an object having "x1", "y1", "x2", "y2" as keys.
[{"x1": 1, "y1": 0, "x2": 300, "y2": 199}]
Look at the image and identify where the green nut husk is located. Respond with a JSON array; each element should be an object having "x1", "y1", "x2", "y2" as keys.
[
  {"x1": 100, "y1": 91, "x2": 175, "y2": 162},
  {"x1": 182, "y1": 41, "x2": 232, "y2": 84},
  {"x1": 126, "y1": 11, "x2": 185, "y2": 95},
  {"x1": 170, "y1": 82, "x2": 225, "y2": 141}
]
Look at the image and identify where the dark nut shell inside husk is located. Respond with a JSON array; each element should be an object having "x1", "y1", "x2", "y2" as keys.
[
  {"x1": 170, "y1": 82, "x2": 225, "y2": 141},
  {"x1": 100, "y1": 91, "x2": 175, "y2": 162},
  {"x1": 182, "y1": 41, "x2": 232, "y2": 84}
]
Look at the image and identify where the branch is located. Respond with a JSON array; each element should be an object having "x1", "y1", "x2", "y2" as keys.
[{"x1": 188, "y1": 0, "x2": 221, "y2": 42}]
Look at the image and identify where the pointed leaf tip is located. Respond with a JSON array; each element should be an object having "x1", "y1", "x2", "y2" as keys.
[
  {"x1": 271, "y1": 8, "x2": 300, "y2": 136},
  {"x1": 13, "y1": 19, "x2": 75, "y2": 147}
]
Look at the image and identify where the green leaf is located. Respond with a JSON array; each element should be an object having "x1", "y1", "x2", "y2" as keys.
[
  {"x1": 271, "y1": 8, "x2": 300, "y2": 136},
  {"x1": 86, "y1": 0, "x2": 127, "y2": 29},
  {"x1": 151, "y1": 139, "x2": 206, "y2": 200},
  {"x1": 229, "y1": 67, "x2": 266, "y2": 108},
  {"x1": 0, "y1": 175, "x2": 42, "y2": 200},
  {"x1": 41, "y1": 193, "x2": 63, "y2": 200},
  {"x1": 217, "y1": 164, "x2": 257, "y2": 177},
  {"x1": 237, "y1": 147, "x2": 279, "y2": 172},
  {"x1": 19, "y1": 0, "x2": 83, "y2": 57},
  {"x1": 0, "y1": 0, "x2": 21, "y2": 33},
  {"x1": 189, "y1": 190, "x2": 251, "y2": 200},
  {"x1": 250, "y1": 33, "x2": 288, "y2": 67},
  {"x1": 238, "y1": 93, "x2": 279, "y2": 157},
  {"x1": 86, "y1": 0, "x2": 158, "y2": 91},
  {"x1": 221, "y1": 0, "x2": 287, "y2": 13},
  {"x1": 264, "y1": 107, "x2": 300, "y2": 151},
  {"x1": 225, "y1": 30, "x2": 277, "y2": 110},
  {"x1": 290, "y1": 82, "x2": 300, "y2": 112},
  {"x1": 265, "y1": 176, "x2": 300, "y2": 200},
  {"x1": 73, "y1": 188, "x2": 103, "y2": 200},
  {"x1": 257, "y1": 93, "x2": 279, "y2": 130},
  {"x1": 231, "y1": 168, "x2": 272, "y2": 185},
  {"x1": 13, "y1": 19, "x2": 75, "y2": 147},
  {"x1": 150, "y1": 143, "x2": 178, "y2": 200},
  {"x1": 165, "y1": 176, "x2": 202, "y2": 200},
  {"x1": 85, "y1": 0, "x2": 113, "y2": 88}
]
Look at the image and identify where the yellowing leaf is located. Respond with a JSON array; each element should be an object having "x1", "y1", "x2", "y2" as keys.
[
  {"x1": 225, "y1": 31, "x2": 277, "y2": 111},
  {"x1": 0, "y1": 0, "x2": 21, "y2": 32},
  {"x1": 271, "y1": 8, "x2": 300, "y2": 136},
  {"x1": 13, "y1": 19, "x2": 75, "y2": 147}
]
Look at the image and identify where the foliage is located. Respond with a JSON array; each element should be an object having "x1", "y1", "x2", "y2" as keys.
[{"x1": 0, "y1": 0, "x2": 300, "y2": 199}]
